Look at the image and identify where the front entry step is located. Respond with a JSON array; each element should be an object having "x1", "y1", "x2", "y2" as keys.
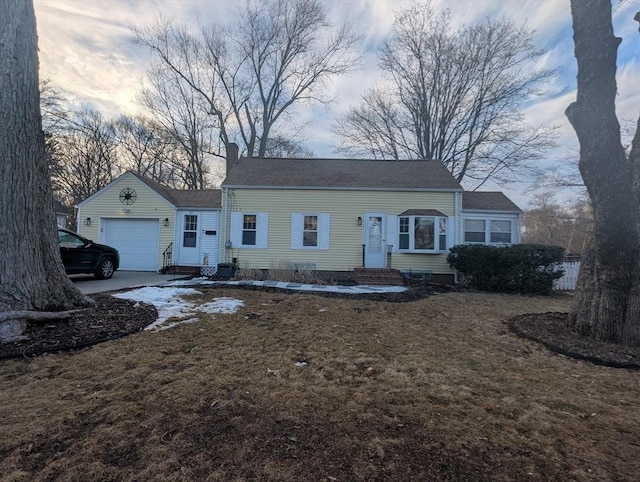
[{"x1": 353, "y1": 268, "x2": 404, "y2": 286}]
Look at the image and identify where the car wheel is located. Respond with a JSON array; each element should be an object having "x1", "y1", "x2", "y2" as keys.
[{"x1": 95, "y1": 258, "x2": 115, "y2": 279}]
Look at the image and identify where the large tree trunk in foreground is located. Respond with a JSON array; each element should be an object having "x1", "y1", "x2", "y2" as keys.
[
  {"x1": 565, "y1": 0, "x2": 640, "y2": 346},
  {"x1": 0, "y1": 0, "x2": 90, "y2": 312}
]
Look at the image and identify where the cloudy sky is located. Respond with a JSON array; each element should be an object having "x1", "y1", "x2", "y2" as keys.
[{"x1": 33, "y1": 0, "x2": 639, "y2": 208}]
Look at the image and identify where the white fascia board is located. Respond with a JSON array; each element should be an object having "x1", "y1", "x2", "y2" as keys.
[{"x1": 221, "y1": 185, "x2": 464, "y2": 192}]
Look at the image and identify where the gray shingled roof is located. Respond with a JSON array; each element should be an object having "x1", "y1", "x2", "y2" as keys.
[
  {"x1": 222, "y1": 157, "x2": 463, "y2": 191},
  {"x1": 462, "y1": 191, "x2": 522, "y2": 213},
  {"x1": 398, "y1": 209, "x2": 447, "y2": 217},
  {"x1": 133, "y1": 172, "x2": 222, "y2": 208},
  {"x1": 169, "y1": 189, "x2": 222, "y2": 209}
]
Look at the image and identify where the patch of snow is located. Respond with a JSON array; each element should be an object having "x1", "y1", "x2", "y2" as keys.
[
  {"x1": 198, "y1": 297, "x2": 244, "y2": 315},
  {"x1": 155, "y1": 317, "x2": 199, "y2": 332},
  {"x1": 214, "y1": 280, "x2": 407, "y2": 293},
  {"x1": 113, "y1": 286, "x2": 243, "y2": 332},
  {"x1": 160, "y1": 277, "x2": 406, "y2": 293}
]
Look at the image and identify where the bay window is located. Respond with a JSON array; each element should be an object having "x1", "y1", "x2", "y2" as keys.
[{"x1": 398, "y1": 214, "x2": 447, "y2": 252}]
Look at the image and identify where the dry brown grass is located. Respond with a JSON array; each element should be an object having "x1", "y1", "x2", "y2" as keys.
[{"x1": 1, "y1": 289, "x2": 638, "y2": 481}]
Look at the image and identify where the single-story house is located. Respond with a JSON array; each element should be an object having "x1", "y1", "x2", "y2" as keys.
[
  {"x1": 54, "y1": 199, "x2": 72, "y2": 228},
  {"x1": 76, "y1": 172, "x2": 221, "y2": 273},
  {"x1": 75, "y1": 147, "x2": 522, "y2": 282},
  {"x1": 219, "y1": 147, "x2": 522, "y2": 283}
]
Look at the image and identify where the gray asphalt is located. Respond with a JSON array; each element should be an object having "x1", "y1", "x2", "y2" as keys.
[{"x1": 70, "y1": 271, "x2": 189, "y2": 294}]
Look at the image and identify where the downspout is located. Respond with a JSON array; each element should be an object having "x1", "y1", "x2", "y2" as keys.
[
  {"x1": 222, "y1": 143, "x2": 239, "y2": 265},
  {"x1": 453, "y1": 191, "x2": 460, "y2": 284},
  {"x1": 223, "y1": 187, "x2": 229, "y2": 263}
]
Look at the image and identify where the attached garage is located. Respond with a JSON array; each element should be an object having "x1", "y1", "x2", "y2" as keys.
[
  {"x1": 101, "y1": 218, "x2": 160, "y2": 271},
  {"x1": 77, "y1": 172, "x2": 222, "y2": 274}
]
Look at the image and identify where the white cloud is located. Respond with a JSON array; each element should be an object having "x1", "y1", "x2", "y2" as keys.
[{"x1": 33, "y1": 0, "x2": 639, "y2": 202}]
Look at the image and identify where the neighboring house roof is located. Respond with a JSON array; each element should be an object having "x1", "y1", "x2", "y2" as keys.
[
  {"x1": 53, "y1": 199, "x2": 72, "y2": 215},
  {"x1": 222, "y1": 157, "x2": 463, "y2": 191},
  {"x1": 462, "y1": 191, "x2": 523, "y2": 213}
]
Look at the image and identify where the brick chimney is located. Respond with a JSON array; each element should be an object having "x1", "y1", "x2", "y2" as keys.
[{"x1": 226, "y1": 143, "x2": 239, "y2": 174}]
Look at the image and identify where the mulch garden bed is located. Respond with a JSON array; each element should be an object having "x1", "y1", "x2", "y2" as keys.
[
  {"x1": 0, "y1": 294, "x2": 157, "y2": 359},
  {"x1": 510, "y1": 312, "x2": 640, "y2": 369}
]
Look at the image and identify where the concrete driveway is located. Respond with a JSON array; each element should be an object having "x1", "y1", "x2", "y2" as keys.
[{"x1": 70, "y1": 271, "x2": 189, "y2": 294}]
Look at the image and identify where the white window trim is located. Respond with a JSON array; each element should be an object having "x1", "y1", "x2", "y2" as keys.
[
  {"x1": 230, "y1": 212, "x2": 269, "y2": 249},
  {"x1": 397, "y1": 215, "x2": 448, "y2": 253},
  {"x1": 462, "y1": 216, "x2": 515, "y2": 245},
  {"x1": 183, "y1": 214, "x2": 198, "y2": 248},
  {"x1": 291, "y1": 213, "x2": 330, "y2": 250}
]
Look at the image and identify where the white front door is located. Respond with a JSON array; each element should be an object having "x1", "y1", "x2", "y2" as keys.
[
  {"x1": 198, "y1": 212, "x2": 219, "y2": 268},
  {"x1": 364, "y1": 213, "x2": 386, "y2": 268},
  {"x1": 179, "y1": 213, "x2": 200, "y2": 265}
]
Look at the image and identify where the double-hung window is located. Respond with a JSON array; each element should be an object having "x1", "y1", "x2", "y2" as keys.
[
  {"x1": 397, "y1": 212, "x2": 447, "y2": 252},
  {"x1": 242, "y1": 214, "x2": 257, "y2": 246},
  {"x1": 230, "y1": 212, "x2": 268, "y2": 248},
  {"x1": 463, "y1": 218, "x2": 513, "y2": 244},
  {"x1": 183, "y1": 215, "x2": 197, "y2": 247},
  {"x1": 463, "y1": 219, "x2": 486, "y2": 243},
  {"x1": 490, "y1": 220, "x2": 512, "y2": 243},
  {"x1": 291, "y1": 213, "x2": 329, "y2": 250}
]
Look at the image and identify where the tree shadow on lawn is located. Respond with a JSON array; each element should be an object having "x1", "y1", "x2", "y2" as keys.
[{"x1": 1, "y1": 284, "x2": 639, "y2": 370}]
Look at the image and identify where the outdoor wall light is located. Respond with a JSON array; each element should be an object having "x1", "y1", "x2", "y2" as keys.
[
  {"x1": 163, "y1": 218, "x2": 170, "y2": 227},
  {"x1": 85, "y1": 217, "x2": 91, "y2": 226},
  {"x1": 357, "y1": 216, "x2": 363, "y2": 226}
]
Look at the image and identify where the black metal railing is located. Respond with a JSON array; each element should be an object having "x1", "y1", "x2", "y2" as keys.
[{"x1": 162, "y1": 242, "x2": 173, "y2": 272}]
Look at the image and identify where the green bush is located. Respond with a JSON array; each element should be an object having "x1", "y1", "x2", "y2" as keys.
[{"x1": 447, "y1": 244, "x2": 565, "y2": 294}]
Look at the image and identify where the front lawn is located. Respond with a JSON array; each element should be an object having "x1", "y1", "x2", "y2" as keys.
[{"x1": 0, "y1": 289, "x2": 637, "y2": 481}]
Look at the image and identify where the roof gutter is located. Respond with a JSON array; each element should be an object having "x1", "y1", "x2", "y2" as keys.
[{"x1": 220, "y1": 185, "x2": 464, "y2": 192}]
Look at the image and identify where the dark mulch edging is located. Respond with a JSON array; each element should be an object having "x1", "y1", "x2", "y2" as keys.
[
  {"x1": 202, "y1": 282, "x2": 443, "y2": 302},
  {"x1": 0, "y1": 294, "x2": 157, "y2": 360},
  {"x1": 509, "y1": 312, "x2": 640, "y2": 370}
]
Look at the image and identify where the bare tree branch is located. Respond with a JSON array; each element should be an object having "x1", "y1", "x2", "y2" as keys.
[
  {"x1": 134, "y1": 0, "x2": 361, "y2": 158},
  {"x1": 333, "y1": 1, "x2": 556, "y2": 187}
]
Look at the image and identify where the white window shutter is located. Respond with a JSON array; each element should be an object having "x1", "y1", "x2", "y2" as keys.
[
  {"x1": 291, "y1": 213, "x2": 303, "y2": 249},
  {"x1": 256, "y1": 212, "x2": 269, "y2": 248},
  {"x1": 447, "y1": 217, "x2": 456, "y2": 249},
  {"x1": 386, "y1": 215, "x2": 398, "y2": 252},
  {"x1": 318, "y1": 214, "x2": 330, "y2": 250},
  {"x1": 230, "y1": 212, "x2": 242, "y2": 248}
]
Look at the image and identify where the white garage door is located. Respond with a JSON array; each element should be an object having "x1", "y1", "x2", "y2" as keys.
[{"x1": 102, "y1": 218, "x2": 159, "y2": 271}]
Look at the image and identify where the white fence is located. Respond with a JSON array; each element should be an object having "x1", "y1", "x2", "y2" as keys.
[{"x1": 554, "y1": 261, "x2": 581, "y2": 291}]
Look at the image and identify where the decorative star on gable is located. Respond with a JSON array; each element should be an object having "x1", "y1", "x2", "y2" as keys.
[{"x1": 119, "y1": 187, "x2": 137, "y2": 205}]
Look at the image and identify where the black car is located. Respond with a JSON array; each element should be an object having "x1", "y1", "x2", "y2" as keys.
[{"x1": 58, "y1": 228, "x2": 120, "y2": 279}]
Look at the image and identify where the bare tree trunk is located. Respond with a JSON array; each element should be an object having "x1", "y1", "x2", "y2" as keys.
[
  {"x1": 565, "y1": 0, "x2": 640, "y2": 346},
  {"x1": 0, "y1": 0, "x2": 90, "y2": 312}
]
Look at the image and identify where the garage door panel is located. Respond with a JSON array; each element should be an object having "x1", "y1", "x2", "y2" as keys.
[{"x1": 102, "y1": 219, "x2": 159, "y2": 271}]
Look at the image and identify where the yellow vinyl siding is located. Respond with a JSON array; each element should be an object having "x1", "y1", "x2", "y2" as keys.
[
  {"x1": 77, "y1": 175, "x2": 175, "y2": 271},
  {"x1": 221, "y1": 188, "x2": 457, "y2": 274}
]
